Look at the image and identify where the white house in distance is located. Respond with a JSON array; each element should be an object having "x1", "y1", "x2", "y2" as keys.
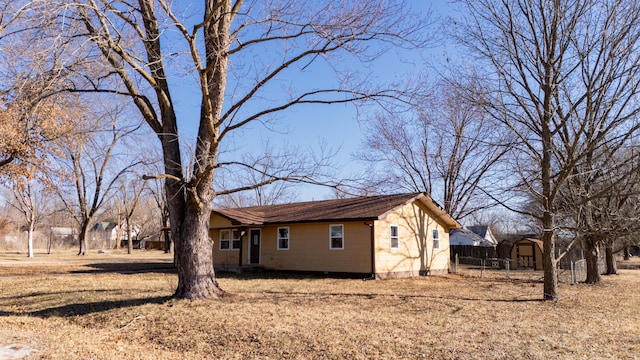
[
  {"x1": 450, "y1": 225, "x2": 498, "y2": 247},
  {"x1": 90, "y1": 220, "x2": 140, "y2": 248}
]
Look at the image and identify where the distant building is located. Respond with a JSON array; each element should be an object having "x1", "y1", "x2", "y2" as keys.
[
  {"x1": 50, "y1": 226, "x2": 78, "y2": 240},
  {"x1": 450, "y1": 225, "x2": 497, "y2": 247},
  {"x1": 90, "y1": 220, "x2": 140, "y2": 248},
  {"x1": 466, "y1": 225, "x2": 498, "y2": 246}
]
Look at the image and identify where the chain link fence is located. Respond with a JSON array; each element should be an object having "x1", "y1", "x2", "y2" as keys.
[{"x1": 450, "y1": 255, "x2": 587, "y2": 284}]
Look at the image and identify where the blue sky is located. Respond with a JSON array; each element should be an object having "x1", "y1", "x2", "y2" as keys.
[{"x1": 169, "y1": 1, "x2": 455, "y2": 201}]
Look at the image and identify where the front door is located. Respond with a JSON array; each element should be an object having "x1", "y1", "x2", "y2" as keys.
[{"x1": 249, "y1": 229, "x2": 260, "y2": 264}]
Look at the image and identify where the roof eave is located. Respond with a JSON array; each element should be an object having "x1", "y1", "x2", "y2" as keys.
[
  {"x1": 210, "y1": 210, "x2": 263, "y2": 227},
  {"x1": 416, "y1": 194, "x2": 461, "y2": 229}
]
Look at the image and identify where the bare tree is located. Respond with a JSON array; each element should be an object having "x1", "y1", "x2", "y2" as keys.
[
  {"x1": 113, "y1": 177, "x2": 146, "y2": 254},
  {"x1": 355, "y1": 78, "x2": 510, "y2": 221},
  {"x1": 457, "y1": 0, "x2": 640, "y2": 300},
  {"x1": 146, "y1": 174, "x2": 172, "y2": 254},
  {"x1": 558, "y1": 146, "x2": 640, "y2": 281},
  {"x1": 213, "y1": 141, "x2": 329, "y2": 207},
  {"x1": 137, "y1": 148, "x2": 172, "y2": 253},
  {"x1": 0, "y1": 2, "x2": 78, "y2": 173},
  {"x1": 0, "y1": 77, "x2": 75, "y2": 175},
  {"x1": 43, "y1": 0, "x2": 431, "y2": 299},
  {"x1": 49, "y1": 101, "x2": 142, "y2": 255},
  {"x1": 0, "y1": 4, "x2": 78, "y2": 253},
  {"x1": 133, "y1": 194, "x2": 164, "y2": 246},
  {"x1": 4, "y1": 173, "x2": 48, "y2": 257}
]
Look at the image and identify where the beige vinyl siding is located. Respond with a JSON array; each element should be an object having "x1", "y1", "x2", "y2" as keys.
[
  {"x1": 374, "y1": 201, "x2": 450, "y2": 277},
  {"x1": 260, "y1": 221, "x2": 371, "y2": 273},
  {"x1": 210, "y1": 216, "x2": 235, "y2": 229},
  {"x1": 210, "y1": 228, "x2": 240, "y2": 266}
]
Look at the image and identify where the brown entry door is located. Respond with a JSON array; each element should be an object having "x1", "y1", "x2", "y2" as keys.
[{"x1": 249, "y1": 229, "x2": 260, "y2": 264}]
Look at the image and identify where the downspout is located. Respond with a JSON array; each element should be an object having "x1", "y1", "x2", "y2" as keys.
[
  {"x1": 238, "y1": 227, "x2": 246, "y2": 267},
  {"x1": 363, "y1": 221, "x2": 376, "y2": 281}
]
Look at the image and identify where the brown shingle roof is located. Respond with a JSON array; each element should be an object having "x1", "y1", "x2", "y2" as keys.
[
  {"x1": 523, "y1": 238, "x2": 544, "y2": 252},
  {"x1": 213, "y1": 193, "x2": 431, "y2": 226}
]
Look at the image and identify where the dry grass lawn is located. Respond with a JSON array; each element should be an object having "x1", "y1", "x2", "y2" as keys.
[{"x1": 0, "y1": 250, "x2": 639, "y2": 359}]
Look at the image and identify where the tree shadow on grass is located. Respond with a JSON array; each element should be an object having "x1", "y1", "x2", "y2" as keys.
[
  {"x1": 71, "y1": 262, "x2": 176, "y2": 275},
  {"x1": 0, "y1": 295, "x2": 173, "y2": 318},
  {"x1": 258, "y1": 289, "x2": 544, "y2": 303},
  {"x1": 0, "y1": 289, "x2": 115, "y2": 301}
]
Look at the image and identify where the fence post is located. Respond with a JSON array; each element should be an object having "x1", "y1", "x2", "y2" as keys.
[
  {"x1": 505, "y1": 259, "x2": 510, "y2": 280},
  {"x1": 570, "y1": 261, "x2": 575, "y2": 285},
  {"x1": 455, "y1": 253, "x2": 459, "y2": 274},
  {"x1": 481, "y1": 259, "x2": 484, "y2": 278}
]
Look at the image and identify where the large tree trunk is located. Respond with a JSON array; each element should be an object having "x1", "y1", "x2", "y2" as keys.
[
  {"x1": 540, "y1": 9, "x2": 559, "y2": 301},
  {"x1": 160, "y1": 116, "x2": 224, "y2": 299},
  {"x1": 115, "y1": 206, "x2": 121, "y2": 249},
  {"x1": 542, "y1": 229, "x2": 557, "y2": 301},
  {"x1": 172, "y1": 197, "x2": 224, "y2": 299},
  {"x1": 127, "y1": 224, "x2": 133, "y2": 254},
  {"x1": 605, "y1": 242, "x2": 617, "y2": 275},
  {"x1": 164, "y1": 0, "x2": 233, "y2": 300},
  {"x1": 78, "y1": 222, "x2": 89, "y2": 256},
  {"x1": 541, "y1": 108, "x2": 558, "y2": 300},
  {"x1": 162, "y1": 217, "x2": 172, "y2": 254},
  {"x1": 157, "y1": 113, "x2": 226, "y2": 299},
  {"x1": 27, "y1": 221, "x2": 34, "y2": 258},
  {"x1": 584, "y1": 236, "x2": 601, "y2": 283}
]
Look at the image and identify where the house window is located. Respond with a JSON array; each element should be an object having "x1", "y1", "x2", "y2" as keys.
[
  {"x1": 220, "y1": 230, "x2": 230, "y2": 250},
  {"x1": 390, "y1": 225, "x2": 399, "y2": 249},
  {"x1": 432, "y1": 228, "x2": 440, "y2": 250},
  {"x1": 277, "y1": 227, "x2": 290, "y2": 250},
  {"x1": 231, "y1": 229, "x2": 241, "y2": 250},
  {"x1": 330, "y1": 224, "x2": 344, "y2": 250},
  {"x1": 220, "y1": 229, "x2": 241, "y2": 251}
]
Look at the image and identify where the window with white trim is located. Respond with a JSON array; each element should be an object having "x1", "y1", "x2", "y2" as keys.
[
  {"x1": 220, "y1": 229, "x2": 241, "y2": 250},
  {"x1": 390, "y1": 225, "x2": 399, "y2": 249},
  {"x1": 277, "y1": 227, "x2": 290, "y2": 250},
  {"x1": 330, "y1": 224, "x2": 344, "y2": 250},
  {"x1": 231, "y1": 230, "x2": 241, "y2": 249},
  {"x1": 432, "y1": 228, "x2": 440, "y2": 250}
]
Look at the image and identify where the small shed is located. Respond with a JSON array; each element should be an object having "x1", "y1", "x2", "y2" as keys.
[{"x1": 510, "y1": 238, "x2": 544, "y2": 270}]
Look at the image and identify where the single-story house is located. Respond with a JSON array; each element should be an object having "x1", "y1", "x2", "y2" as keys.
[
  {"x1": 466, "y1": 225, "x2": 498, "y2": 246},
  {"x1": 210, "y1": 193, "x2": 460, "y2": 279},
  {"x1": 450, "y1": 226, "x2": 496, "y2": 247},
  {"x1": 510, "y1": 238, "x2": 544, "y2": 270},
  {"x1": 90, "y1": 221, "x2": 118, "y2": 241},
  {"x1": 50, "y1": 226, "x2": 78, "y2": 239},
  {"x1": 90, "y1": 220, "x2": 141, "y2": 248}
]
